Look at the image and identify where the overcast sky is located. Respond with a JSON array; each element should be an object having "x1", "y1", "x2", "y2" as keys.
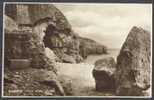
[{"x1": 54, "y1": 3, "x2": 152, "y2": 49}]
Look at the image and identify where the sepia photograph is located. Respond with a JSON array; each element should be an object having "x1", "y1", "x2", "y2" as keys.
[{"x1": 2, "y1": 2, "x2": 152, "y2": 98}]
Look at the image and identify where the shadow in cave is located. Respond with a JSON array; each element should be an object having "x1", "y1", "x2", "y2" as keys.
[{"x1": 43, "y1": 23, "x2": 57, "y2": 49}]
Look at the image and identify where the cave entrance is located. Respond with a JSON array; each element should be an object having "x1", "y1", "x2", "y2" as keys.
[{"x1": 43, "y1": 23, "x2": 58, "y2": 49}]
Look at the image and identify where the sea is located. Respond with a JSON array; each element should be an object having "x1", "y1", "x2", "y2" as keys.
[{"x1": 84, "y1": 48, "x2": 120, "y2": 64}]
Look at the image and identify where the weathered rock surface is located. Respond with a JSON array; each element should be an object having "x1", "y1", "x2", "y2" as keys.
[
  {"x1": 79, "y1": 37, "x2": 108, "y2": 58},
  {"x1": 4, "y1": 31, "x2": 56, "y2": 71},
  {"x1": 4, "y1": 4, "x2": 108, "y2": 96},
  {"x1": 4, "y1": 4, "x2": 67, "y2": 96},
  {"x1": 4, "y1": 68, "x2": 65, "y2": 96},
  {"x1": 5, "y1": 4, "x2": 108, "y2": 63},
  {"x1": 115, "y1": 26, "x2": 151, "y2": 96},
  {"x1": 92, "y1": 57, "x2": 116, "y2": 91},
  {"x1": 32, "y1": 69, "x2": 65, "y2": 96},
  {"x1": 4, "y1": 15, "x2": 18, "y2": 32},
  {"x1": 5, "y1": 4, "x2": 83, "y2": 63},
  {"x1": 45, "y1": 47, "x2": 60, "y2": 62},
  {"x1": 43, "y1": 24, "x2": 82, "y2": 63},
  {"x1": 4, "y1": 30, "x2": 63, "y2": 96},
  {"x1": 5, "y1": 4, "x2": 71, "y2": 29}
]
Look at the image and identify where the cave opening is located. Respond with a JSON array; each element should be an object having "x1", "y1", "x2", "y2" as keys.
[{"x1": 43, "y1": 23, "x2": 57, "y2": 49}]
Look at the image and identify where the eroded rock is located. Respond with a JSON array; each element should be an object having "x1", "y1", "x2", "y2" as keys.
[
  {"x1": 93, "y1": 57, "x2": 116, "y2": 91},
  {"x1": 115, "y1": 26, "x2": 151, "y2": 96},
  {"x1": 43, "y1": 24, "x2": 83, "y2": 63},
  {"x1": 32, "y1": 69, "x2": 65, "y2": 96}
]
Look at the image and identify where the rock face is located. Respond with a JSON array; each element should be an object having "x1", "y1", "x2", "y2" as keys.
[
  {"x1": 5, "y1": 4, "x2": 108, "y2": 63},
  {"x1": 4, "y1": 30, "x2": 63, "y2": 96},
  {"x1": 4, "y1": 4, "x2": 67, "y2": 96},
  {"x1": 32, "y1": 69, "x2": 65, "y2": 96},
  {"x1": 79, "y1": 37, "x2": 108, "y2": 58},
  {"x1": 115, "y1": 26, "x2": 151, "y2": 96},
  {"x1": 43, "y1": 24, "x2": 82, "y2": 63},
  {"x1": 4, "y1": 4, "x2": 108, "y2": 96},
  {"x1": 5, "y1": 4, "x2": 83, "y2": 63},
  {"x1": 92, "y1": 57, "x2": 116, "y2": 91},
  {"x1": 5, "y1": 4, "x2": 71, "y2": 29},
  {"x1": 4, "y1": 67, "x2": 65, "y2": 96},
  {"x1": 4, "y1": 31, "x2": 56, "y2": 71}
]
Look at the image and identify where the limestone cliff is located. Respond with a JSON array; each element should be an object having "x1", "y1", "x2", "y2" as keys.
[
  {"x1": 5, "y1": 4, "x2": 83, "y2": 63},
  {"x1": 79, "y1": 37, "x2": 108, "y2": 58},
  {"x1": 4, "y1": 30, "x2": 65, "y2": 96},
  {"x1": 5, "y1": 4, "x2": 71, "y2": 29},
  {"x1": 4, "y1": 4, "x2": 71, "y2": 96},
  {"x1": 4, "y1": 4, "x2": 108, "y2": 96},
  {"x1": 5, "y1": 4, "x2": 107, "y2": 63}
]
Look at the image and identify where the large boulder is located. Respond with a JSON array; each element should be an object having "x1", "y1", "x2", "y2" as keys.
[
  {"x1": 115, "y1": 26, "x2": 151, "y2": 96},
  {"x1": 92, "y1": 57, "x2": 116, "y2": 91}
]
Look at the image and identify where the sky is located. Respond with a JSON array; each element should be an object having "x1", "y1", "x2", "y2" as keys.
[{"x1": 54, "y1": 3, "x2": 152, "y2": 49}]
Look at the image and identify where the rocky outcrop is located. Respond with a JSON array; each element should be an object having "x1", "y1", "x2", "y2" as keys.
[
  {"x1": 4, "y1": 4, "x2": 68, "y2": 96},
  {"x1": 4, "y1": 30, "x2": 63, "y2": 96},
  {"x1": 4, "y1": 67, "x2": 65, "y2": 96},
  {"x1": 5, "y1": 4, "x2": 71, "y2": 29},
  {"x1": 79, "y1": 37, "x2": 108, "y2": 58},
  {"x1": 43, "y1": 24, "x2": 83, "y2": 63},
  {"x1": 5, "y1": 4, "x2": 83, "y2": 63},
  {"x1": 93, "y1": 57, "x2": 116, "y2": 91},
  {"x1": 5, "y1": 4, "x2": 108, "y2": 63},
  {"x1": 4, "y1": 31, "x2": 56, "y2": 70},
  {"x1": 4, "y1": 4, "x2": 108, "y2": 96},
  {"x1": 32, "y1": 69, "x2": 65, "y2": 95},
  {"x1": 115, "y1": 26, "x2": 151, "y2": 96}
]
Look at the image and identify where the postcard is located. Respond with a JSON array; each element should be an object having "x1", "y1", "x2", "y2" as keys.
[{"x1": 1, "y1": 1, "x2": 152, "y2": 98}]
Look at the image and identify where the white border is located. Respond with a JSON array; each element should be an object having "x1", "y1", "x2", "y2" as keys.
[{"x1": 2, "y1": 2, "x2": 153, "y2": 98}]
